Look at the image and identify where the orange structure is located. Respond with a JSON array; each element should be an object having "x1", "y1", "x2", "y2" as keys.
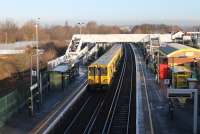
[{"x1": 159, "y1": 43, "x2": 200, "y2": 66}]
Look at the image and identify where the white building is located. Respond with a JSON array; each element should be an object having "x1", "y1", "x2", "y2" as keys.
[
  {"x1": 172, "y1": 31, "x2": 185, "y2": 40},
  {"x1": 0, "y1": 41, "x2": 36, "y2": 55}
]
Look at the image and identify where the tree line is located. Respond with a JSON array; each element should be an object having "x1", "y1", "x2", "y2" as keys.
[
  {"x1": 0, "y1": 20, "x2": 124, "y2": 45},
  {"x1": 0, "y1": 20, "x2": 183, "y2": 45}
]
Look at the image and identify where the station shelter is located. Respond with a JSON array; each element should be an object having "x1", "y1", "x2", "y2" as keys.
[
  {"x1": 159, "y1": 43, "x2": 200, "y2": 89},
  {"x1": 49, "y1": 61, "x2": 79, "y2": 90}
]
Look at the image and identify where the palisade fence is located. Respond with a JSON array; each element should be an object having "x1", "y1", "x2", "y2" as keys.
[
  {"x1": 0, "y1": 88, "x2": 27, "y2": 127},
  {"x1": 0, "y1": 70, "x2": 49, "y2": 127}
]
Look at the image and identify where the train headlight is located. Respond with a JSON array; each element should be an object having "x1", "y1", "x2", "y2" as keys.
[
  {"x1": 89, "y1": 79, "x2": 94, "y2": 84},
  {"x1": 103, "y1": 79, "x2": 108, "y2": 83}
]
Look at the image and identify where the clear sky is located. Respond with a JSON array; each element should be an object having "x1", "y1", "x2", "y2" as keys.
[{"x1": 0, "y1": 0, "x2": 199, "y2": 26}]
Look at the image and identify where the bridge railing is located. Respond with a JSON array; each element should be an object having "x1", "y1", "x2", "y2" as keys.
[{"x1": 47, "y1": 55, "x2": 67, "y2": 70}]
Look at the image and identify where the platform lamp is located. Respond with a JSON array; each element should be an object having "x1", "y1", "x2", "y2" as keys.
[
  {"x1": 35, "y1": 18, "x2": 40, "y2": 89},
  {"x1": 34, "y1": 17, "x2": 44, "y2": 111},
  {"x1": 77, "y1": 22, "x2": 84, "y2": 35}
]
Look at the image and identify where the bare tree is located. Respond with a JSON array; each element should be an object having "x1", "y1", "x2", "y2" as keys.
[
  {"x1": 86, "y1": 21, "x2": 98, "y2": 34},
  {"x1": 0, "y1": 19, "x2": 18, "y2": 43},
  {"x1": 21, "y1": 20, "x2": 35, "y2": 41}
]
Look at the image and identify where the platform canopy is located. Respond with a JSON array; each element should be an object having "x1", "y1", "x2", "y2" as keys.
[
  {"x1": 50, "y1": 63, "x2": 70, "y2": 73},
  {"x1": 160, "y1": 43, "x2": 200, "y2": 66}
]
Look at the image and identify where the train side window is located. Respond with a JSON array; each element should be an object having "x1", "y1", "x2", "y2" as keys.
[
  {"x1": 101, "y1": 68, "x2": 107, "y2": 76},
  {"x1": 89, "y1": 67, "x2": 95, "y2": 76}
]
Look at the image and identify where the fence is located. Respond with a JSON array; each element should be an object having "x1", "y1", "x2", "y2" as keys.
[
  {"x1": 0, "y1": 70, "x2": 49, "y2": 127},
  {"x1": 0, "y1": 89, "x2": 19, "y2": 126}
]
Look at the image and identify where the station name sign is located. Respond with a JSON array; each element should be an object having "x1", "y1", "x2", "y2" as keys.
[{"x1": 167, "y1": 88, "x2": 192, "y2": 98}]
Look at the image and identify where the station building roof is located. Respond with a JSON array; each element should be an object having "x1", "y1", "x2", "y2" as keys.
[
  {"x1": 160, "y1": 43, "x2": 200, "y2": 58},
  {"x1": 160, "y1": 43, "x2": 200, "y2": 66}
]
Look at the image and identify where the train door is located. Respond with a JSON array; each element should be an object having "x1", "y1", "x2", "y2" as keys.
[
  {"x1": 94, "y1": 66, "x2": 101, "y2": 85},
  {"x1": 101, "y1": 67, "x2": 108, "y2": 84},
  {"x1": 88, "y1": 66, "x2": 95, "y2": 84},
  {"x1": 97, "y1": 66, "x2": 101, "y2": 85}
]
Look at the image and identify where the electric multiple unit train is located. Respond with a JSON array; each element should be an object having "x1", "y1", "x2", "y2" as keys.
[{"x1": 87, "y1": 44, "x2": 123, "y2": 90}]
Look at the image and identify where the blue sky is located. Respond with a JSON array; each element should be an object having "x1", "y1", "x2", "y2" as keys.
[{"x1": 0, "y1": 0, "x2": 199, "y2": 26}]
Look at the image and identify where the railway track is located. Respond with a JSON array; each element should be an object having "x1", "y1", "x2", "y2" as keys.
[
  {"x1": 102, "y1": 44, "x2": 135, "y2": 134},
  {"x1": 61, "y1": 45, "x2": 127, "y2": 134},
  {"x1": 62, "y1": 44, "x2": 135, "y2": 134},
  {"x1": 46, "y1": 44, "x2": 136, "y2": 134},
  {"x1": 30, "y1": 81, "x2": 88, "y2": 134}
]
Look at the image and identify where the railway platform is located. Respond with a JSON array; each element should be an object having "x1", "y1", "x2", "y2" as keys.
[
  {"x1": 1, "y1": 44, "x2": 200, "y2": 134},
  {"x1": 134, "y1": 45, "x2": 200, "y2": 134},
  {"x1": 0, "y1": 66, "x2": 87, "y2": 134}
]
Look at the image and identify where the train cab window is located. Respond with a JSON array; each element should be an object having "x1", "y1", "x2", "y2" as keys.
[
  {"x1": 96, "y1": 68, "x2": 101, "y2": 76},
  {"x1": 101, "y1": 68, "x2": 107, "y2": 76},
  {"x1": 89, "y1": 67, "x2": 95, "y2": 76}
]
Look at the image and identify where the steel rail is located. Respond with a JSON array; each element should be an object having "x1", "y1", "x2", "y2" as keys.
[
  {"x1": 106, "y1": 45, "x2": 131, "y2": 134},
  {"x1": 83, "y1": 99, "x2": 105, "y2": 134},
  {"x1": 102, "y1": 46, "x2": 127, "y2": 134},
  {"x1": 126, "y1": 44, "x2": 134, "y2": 134},
  {"x1": 63, "y1": 96, "x2": 92, "y2": 133},
  {"x1": 31, "y1": 80, "x2": 87, "y2": 134}
]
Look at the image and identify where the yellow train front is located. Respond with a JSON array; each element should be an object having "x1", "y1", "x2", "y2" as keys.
[{"x1": 87, "y1": 44, "x2": 123, "y2": 90}]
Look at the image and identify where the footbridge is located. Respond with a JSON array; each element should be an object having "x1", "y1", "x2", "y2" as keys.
[{"x1": 48, "y1": 34, "x2": 172, "y2": 70}]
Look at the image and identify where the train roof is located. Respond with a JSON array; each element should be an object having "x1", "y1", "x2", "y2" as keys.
[{"x1": 91, "y1": 44, "x2": 121, "y2": 66}]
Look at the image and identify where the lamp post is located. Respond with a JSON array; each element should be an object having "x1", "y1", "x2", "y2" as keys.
[
  {"x1": 157, "y1": 36, "x2": 160, "y2": 83},
  {"x1": 28, "y1": 18, "x2": 43, "y2": 115},
  {"x1": 35, "y1": 18, "x2": 40, "y2": 88},
  {"x1": 35, "y1": 18, "x2": 43, "y2": 107},
  {"x1": 77, "y1": 22, "x2": 84, "y2": 35}
]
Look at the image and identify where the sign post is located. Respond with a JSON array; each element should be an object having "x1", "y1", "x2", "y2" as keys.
[
  {"x1": 167, "y1": 88, "x2": 198, "y2": 134},
  {"x1": 29, "y1": 83, "x2": 38, "y2": 116}
]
